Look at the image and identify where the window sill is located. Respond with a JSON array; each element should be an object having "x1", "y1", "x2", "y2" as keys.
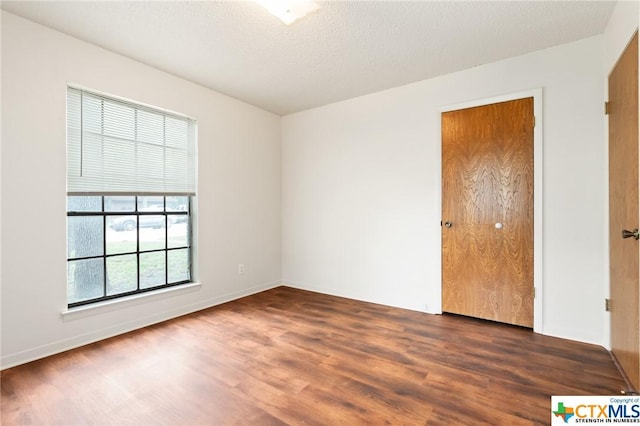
[{"x1": 61, "y1": 282, "x2": 202, "y2": 322}]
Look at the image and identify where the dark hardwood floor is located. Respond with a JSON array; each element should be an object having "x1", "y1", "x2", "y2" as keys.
[{"x1": 1, "y1": 286, "x2": 626, "y2": 425}]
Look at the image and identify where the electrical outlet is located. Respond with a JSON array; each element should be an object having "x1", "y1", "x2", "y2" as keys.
[{"x1": 238, "y1": 264, "x2": 245, "y2": 274}]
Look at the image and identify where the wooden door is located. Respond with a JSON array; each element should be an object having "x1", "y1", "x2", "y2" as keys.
[
  {"x1": 442, "y1": 98, "x2": 534, "y2": 328},
  {"x1": 609, "y1": 31, "x2": 639, "y2": 391}
]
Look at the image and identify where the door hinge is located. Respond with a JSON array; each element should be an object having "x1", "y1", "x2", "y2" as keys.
[
  {"x1": 533, "y1": 287, "x2": 536, "y2": 298},
  {"x1": 605, "y1": 298, "x2": 612, "y2": 312},
  {"x1": 532, "y1": 116, "x2": 536, "y2": 128},
  {"x1": 605, "y1": 101, "x2": 610, "y2": 115}
]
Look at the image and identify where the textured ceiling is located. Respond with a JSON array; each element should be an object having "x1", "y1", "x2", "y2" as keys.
[{"x1": 1, "y1": 1, "x2": 616, "y2": 115}]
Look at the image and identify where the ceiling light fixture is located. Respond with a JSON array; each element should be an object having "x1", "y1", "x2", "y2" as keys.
[{"x1": 254, "y1": 0, "x2": 320, "y2": 25}]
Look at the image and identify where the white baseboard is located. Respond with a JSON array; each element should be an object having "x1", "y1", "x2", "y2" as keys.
[
  {"x1": 1, "y1": 280, "x2": 282, "y2": 370},
  {"x1": 282, "y1": 279, "x2": 371, "y2": 306},
  {"x1": 281, "y1": 279, "x2": 433, "y2": 314},
  {"x1": 535, "y1": 324, "x2": 604, "y2": 347},
  {"x1": 282, "y1": 279, "x2": 351, "y2": 299}
]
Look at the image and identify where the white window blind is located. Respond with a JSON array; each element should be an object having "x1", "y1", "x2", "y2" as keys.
[{"x1": 67, "y1": 86, "x2": 196, "y2": 195}]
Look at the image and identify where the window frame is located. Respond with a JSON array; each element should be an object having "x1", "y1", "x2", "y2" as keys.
[
  {"x1": 66, "y1": 195, "x2": 192, "y2": 308},
  {"x1": 66, "y1": 85, "x2": 197, "y2": 309}
]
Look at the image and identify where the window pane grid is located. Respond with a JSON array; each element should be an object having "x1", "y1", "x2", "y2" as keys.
[
  {"x1": 67, "y1": 195, "x2": 191, "y2": 307},
  {"x1": 69, "y1": 246, "x2": 188, "y2": 262}
]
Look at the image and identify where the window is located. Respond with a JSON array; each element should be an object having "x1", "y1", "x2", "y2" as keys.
[{"x1": 66, "y1": 87, "x2": 196, "y2": 307}]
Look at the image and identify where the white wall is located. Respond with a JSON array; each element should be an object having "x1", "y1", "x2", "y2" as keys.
[
  {"x1": 601, "y1": 0, "x2": 639, "y2": 349},
  {"x1": 604, "y1": 1, "x2": 639, "y2": 73},
  {"x1": 282, "y1": 35, "x2": 607, "y2": 345},
  {"x1": 0, "y1": 12, "x2": 281, "y2": 369}
]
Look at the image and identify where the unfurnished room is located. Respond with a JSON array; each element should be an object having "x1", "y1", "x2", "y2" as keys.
[{"x1": 1, "y1": 1, "x2": 639, "y2": 425}]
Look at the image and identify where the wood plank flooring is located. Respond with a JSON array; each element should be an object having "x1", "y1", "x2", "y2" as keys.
[{"x1": 1, "y1": 286, "x2": 626, "y2": 425}]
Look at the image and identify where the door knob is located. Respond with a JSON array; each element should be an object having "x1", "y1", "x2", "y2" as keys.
[
  {"x1": 444, "y1": 221, "x2": 452, "y2": 228},
  {"x1": 622, "y1": 229, "x2": 640, "y2": 240},
  {"x1": 495, "y1": 223, "x2": 503, "y2": 229}
]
